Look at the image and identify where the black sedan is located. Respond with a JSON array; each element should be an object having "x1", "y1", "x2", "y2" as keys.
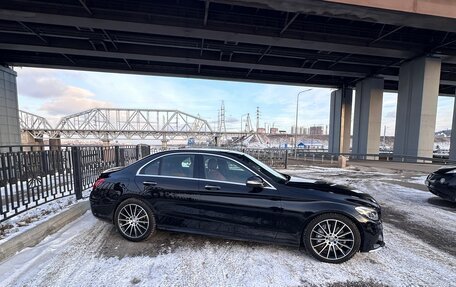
[
  {"x1": 426, "y1": 166, "x2": 456, "y2": 202},
  {"x1": 90, "y1": 149, "x2": 384, "y2": 263}
]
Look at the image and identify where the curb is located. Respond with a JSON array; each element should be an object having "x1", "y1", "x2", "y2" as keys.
[{"x1": 0, "y1": 200, "x2": 90, "y2": 263}]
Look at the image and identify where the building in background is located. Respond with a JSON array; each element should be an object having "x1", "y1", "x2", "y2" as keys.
[
  {"x1": 269, "y1": 127, "x2": 278, "y2": 134},
  {"x1": 309, "y1": 126, "x2": 324, "y2": 135}
]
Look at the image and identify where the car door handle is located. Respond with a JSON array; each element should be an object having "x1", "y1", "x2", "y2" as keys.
[
  {"x1": 205, "y1": 185, "x2": 221, "y2": 190},
  {"x1": 143, "y1": 181, "x2": 157, "y2": 186}
]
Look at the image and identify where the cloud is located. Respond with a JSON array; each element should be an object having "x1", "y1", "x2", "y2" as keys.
[
  {"x1": 226, "y1": 116, "x2": 238, "y2": 123},
  {"x1": 79, "y1": 72, "x2": 232, "y2": 120},
  {"x1": 16, "y1": 67, "x2": 112, "y2": 116},
  {"x1": 17, "y1": 68, "x2": 84, "y2": 99},
  {"x1": 40, "y1": 87, "x2": 112, "y2": 115}
]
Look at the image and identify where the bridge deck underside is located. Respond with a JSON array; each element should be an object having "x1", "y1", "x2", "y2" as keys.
[{"x1": 0, "y1": 0, "x2": 454, "y2": 94}]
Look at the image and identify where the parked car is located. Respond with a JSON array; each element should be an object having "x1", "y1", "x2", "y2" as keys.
[
  {"x1": 425, "y1": 166, "x2": 456, "y2": 202},
  {"x1": 90, "y1": 149, "x2": 384, "y2": 263}
]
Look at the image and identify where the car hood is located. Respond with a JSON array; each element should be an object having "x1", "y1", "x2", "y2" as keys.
[
  {"x1": 435, "y1": 166, "x2": 456, "y2": 174},
  {"x1": 286, "y1": 176, "x2": 378, "y2": 205}
]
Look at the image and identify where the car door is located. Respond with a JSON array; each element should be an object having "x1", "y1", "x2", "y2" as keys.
[
  {"x1": 135, "y1": 153, "x2": 201, "y2": 231},
  {"x1": 196, "y1": 154, "x2": 282, "y2": 242}
]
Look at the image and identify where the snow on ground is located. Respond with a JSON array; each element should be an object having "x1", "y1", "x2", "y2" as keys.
[
  {"x1": 284, "y1": 167, "x2": 456, "y2": 236},
  {"x1": 0, "y1": 166, "x2": 455, "y2": 287},
  {"x1": 0, "y1": 212, "x2": 454, "y2": 287},
  {"x1": 0, "y1": 189, "x2": 90, "y2": 243},
  {"x1": 407, "y1": 175, "x2": 428, "y2": 185}
]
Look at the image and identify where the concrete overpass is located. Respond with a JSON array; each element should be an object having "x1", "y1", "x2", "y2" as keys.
[{"x1": 0, "y1": 0, "x2": 455, "y2": 160}]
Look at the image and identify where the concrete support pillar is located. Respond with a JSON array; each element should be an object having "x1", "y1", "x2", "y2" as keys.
[
  {"x1": 21, "y1": 131, "x2": 44, "y2": 145},
  {"x1": 0, "y1": 66, "x2": 20, "y2": 146},
  {"x1": 393, "y1": 57, "x2": 441, "y2": 159},
  {"x1": 161, "y1": 137, "x2": 168, "y2": 149},
  {"x1": 449, "y1": 99, "x2": 456, "y2": 161},
  {"x1": 352, "y1": 77, "x2": 384, "y2": 157},
  {"x1": 328, "y1": 88, "x2": 353, "y2": 154},
  {"x1": 49, "y1": 137, "x2": 61, "y2": 151}
]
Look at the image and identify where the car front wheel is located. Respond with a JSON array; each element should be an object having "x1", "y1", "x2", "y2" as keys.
[
  {"x1": 303, "y1": 213, "x2": 361, "y2": 263},
  {"x1": 114, "y1": 198, "x2": 156, "y2": 242}
]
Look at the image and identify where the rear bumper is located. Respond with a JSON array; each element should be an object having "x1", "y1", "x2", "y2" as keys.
[
  {"x1": 360, "y1": 220, "x2": 385, "y2": 252},
  {"x1": 90, "y1": 199, "x2": 115, "y2": 221}
]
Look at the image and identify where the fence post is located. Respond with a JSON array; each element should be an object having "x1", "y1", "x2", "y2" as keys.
[
  {"x1": 115, "y1": 146, "x2": 120, "y2": 167},
  {"x1": 136, "y1": 145, "x2": 141, "y2": 160},
  {"x1": 284, "y1": 149, "x2": 288, "y2": 169},
  {"x1": 71, "y1": 147, "x2": 83, "y2": 200}
]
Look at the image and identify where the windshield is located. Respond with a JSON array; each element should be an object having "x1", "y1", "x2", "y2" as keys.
[{"x1": 243, "y1": 153, "x2": 288, "y2": 183}]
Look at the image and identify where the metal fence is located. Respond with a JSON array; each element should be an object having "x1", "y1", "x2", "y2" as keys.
[
  {"x1": 234, "y1": 148, "x2": 289, "y2": 168},
  {"x1": 3, "y1": 144, "x2": 455, "y2": 223},
  {"x1": 232, "y1": 148, "x2": 456, "y2": 167},
  {"x1": 292, "y1": 150, "x2": 456, "y2": 165},
  {"x1": 0, "y1": 145, "x2": 150, "y2": 222}
]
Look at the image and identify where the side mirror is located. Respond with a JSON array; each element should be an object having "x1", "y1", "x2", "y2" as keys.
[{"x1": 246, "y1": 176, "x2": 264, "y2": 190}]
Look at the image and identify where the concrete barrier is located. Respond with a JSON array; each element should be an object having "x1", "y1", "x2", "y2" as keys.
[
  {"x1": 338, "y1": 155, "x2": 347, "y2": 168},
  {"x1": 0, "y1": 200, "x2": 90, "y2": 263}
]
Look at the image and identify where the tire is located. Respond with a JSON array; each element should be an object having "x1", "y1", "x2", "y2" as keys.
[
  {"x1": 114, "y1": 198, "x2": 156, "y2": 242},
  {"x1": 303, "y1": 213, "x2": 361, "y2": 264}
]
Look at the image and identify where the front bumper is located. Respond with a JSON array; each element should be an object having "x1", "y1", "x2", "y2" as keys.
[
  {"x1": 360, "y1": 220, "x2": 385, "y2": 252},
  {"x1": 426, "y1": 173, "x2": 456, "y2": 202}
]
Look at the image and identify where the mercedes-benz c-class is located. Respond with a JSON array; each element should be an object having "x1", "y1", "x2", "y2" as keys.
[{"x1": 90, "y1": 149, "x2": 384, "y2": 263}]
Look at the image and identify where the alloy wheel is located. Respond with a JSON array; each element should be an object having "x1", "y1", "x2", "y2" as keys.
[
  {"x1": 117, "y1": 203, "x2": 150, "y2": 239},
  {"x1": 309, "y1": 219, "x2": 355, "y2": 261}
]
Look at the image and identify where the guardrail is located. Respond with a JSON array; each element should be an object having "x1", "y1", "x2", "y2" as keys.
[
  {"x1": 231, "y1": 148, "x2": 456, "y2": 167},
  {"x1": 0, "y1": 145, "x2": 151, "y2": 222},
  {"x1": 293, "y1": 151, "x2": 456, "y2": 165}
]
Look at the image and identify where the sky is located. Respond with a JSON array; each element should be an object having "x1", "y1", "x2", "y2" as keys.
[{"x1": 15, "y1": 67, "x2": 454, "y2": 136}]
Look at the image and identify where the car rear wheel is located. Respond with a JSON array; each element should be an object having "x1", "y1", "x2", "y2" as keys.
[
  {"x1": 303, "y1": 213, "x2": 361, "y2": 263},
  {"x1": 114, "y1": 198, "x2": 156, "y2": 242}
]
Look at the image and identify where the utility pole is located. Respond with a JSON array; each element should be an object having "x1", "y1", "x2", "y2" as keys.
[
  {"x1": 217, "y1": 110, "x2": 220, "y2": 133},
  {"x1": 220, "y1": 101, "x2": 226, "y2": 134},
  {"x1": 256, "y1": 106, "x2": 260, "y2": 133},
  {"x1": 245, "y1": 113, "x2": 252, "y2": 132},
  {"x1": 241, "y1": 113, "x2": 248, "y2": 133}
]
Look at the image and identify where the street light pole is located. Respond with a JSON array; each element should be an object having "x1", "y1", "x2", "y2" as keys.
[{"x1": 294, "y1": 89, "x2": 312, "y2": 157}]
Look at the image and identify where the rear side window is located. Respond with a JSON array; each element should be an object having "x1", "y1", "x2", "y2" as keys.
[
  {"x1": 140, "y1": 154, "x2": 195, "y2": 178},
  {"x1": 141, "y1": 159, "x2": 160, "y2": 175},
  {"x1": 161, "y1": 154, "x2": 194, "y2": 178}
]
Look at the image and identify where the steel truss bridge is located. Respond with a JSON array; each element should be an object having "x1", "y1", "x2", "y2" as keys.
[{"x1": 19, "y1": 108, "x2": 240, "y2": 141}]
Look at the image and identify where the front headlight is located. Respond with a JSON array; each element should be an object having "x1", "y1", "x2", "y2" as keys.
[{"x1": 355, "y1": 206, "x2": 379, "y2": 221}]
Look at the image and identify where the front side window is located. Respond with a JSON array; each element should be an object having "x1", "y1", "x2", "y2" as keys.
[
  {"x1": 242, "y1": 153, "x2": 287, "y2": 184},
  {"x1": 140, "y1": 154, "x2": 195, "y2": 178},
  {"x1": 203, "y1": 155, "x2": 253, "y2": 184}
]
